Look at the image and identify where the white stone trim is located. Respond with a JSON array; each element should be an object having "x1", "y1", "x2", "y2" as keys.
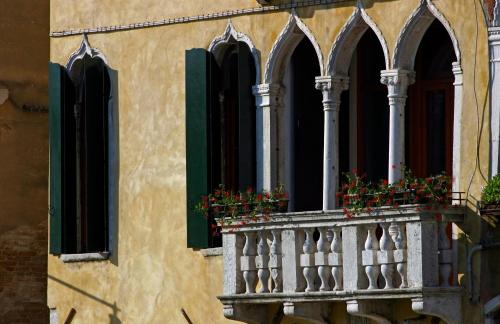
[
  {"x1": 208, "y1": 20, "x2": 261, "y2": 84},
  {"x1": 49, "y1": 308, "x2": 58, "y2": 324},
  {"x1": 393, "y1": 0, "x2": 461, "y2": 70},
  {"x1": 264, "y1": 9, "x2": 324, "y2": 84},
  {"x1": 60, "y1": 252, "x2": 110, "y2": 263},
  {"x1": 485, "y1": 295, "x2": 500, "y2": 323},
  {"x1": 494, "y1": 0, "x2": 500, "y2": 27},
  {"x1": 200, "y1": 247, "x2": 223, "y2": 257},
  {"x1": 326, "y1": 2, "x2": 390, "y2": 76},
  {"x1": 66, "y1": 34, "x2": 110, "y2": 72}
]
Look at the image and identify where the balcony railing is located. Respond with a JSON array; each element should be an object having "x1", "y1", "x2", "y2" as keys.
[{"x1": 218, "y1": 204, "x2": 465, "y2": 323}]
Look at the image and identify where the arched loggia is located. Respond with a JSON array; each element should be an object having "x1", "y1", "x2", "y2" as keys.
[
  {"x1": 257, "y1": 11, "x2": 325, "y2": 212},
  {"x1": 393, "y1": 0, "x2": 462, "y2": 191},
  {"x1": 318, "y1": 6, "x2": 390, "y2": 209}
]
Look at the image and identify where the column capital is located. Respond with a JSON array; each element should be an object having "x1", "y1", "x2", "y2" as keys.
[
  {"x1": 380, "y1": 69, "x2": 415, "y2": 95},
  {"x1": 314, "y1": 75, "x2": 349, "y2": 93},
  {"x1": 452, "y1": 62, "x2": 463, "y2": 86},
  {"x1": 252, "y1": 83, "x2": 282, "y2": 108}
]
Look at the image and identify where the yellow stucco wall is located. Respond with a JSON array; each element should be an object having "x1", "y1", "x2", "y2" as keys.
[{"x1": 48, "y1": 0, "x2": 491, "y2": 323}]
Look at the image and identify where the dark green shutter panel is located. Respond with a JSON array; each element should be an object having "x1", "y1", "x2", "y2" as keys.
[
  {"x1": 186, "y1": 49, "x2": 210, "y2": 248},
  {"x1": 49, "y1": 62, "x2": 64, "y2": 255},
  {"x1": 237, "y1": 43, "x2": 257, "y2": 191},
  {"x1": 107, "y1": 67, "x2": 119, "y2": 253}
]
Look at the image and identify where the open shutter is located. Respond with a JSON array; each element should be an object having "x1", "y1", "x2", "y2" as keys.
[
  {"x1": 186, "y1": 49, "x2": 210, "y2": 248},
  {"x1": 107, "y1": 67, "x2": 119, "y2": 253},
  {"x1": 49, "y1": 62, "x2": 64, "y2": 255},
  {"x1": 237, "y1": 43, "x2": 256, "y2": 191}
]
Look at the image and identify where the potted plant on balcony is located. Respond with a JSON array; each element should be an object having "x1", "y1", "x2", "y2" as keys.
[
  {"x1": 337, "y1": 168, "x2": 453, "y2": 218},
  {"x1": 480, "y1": 174, "x2": 500, "y2": 218},
  {"x1": 195, "y1": 184, "x2": 289, "y2": 229}
]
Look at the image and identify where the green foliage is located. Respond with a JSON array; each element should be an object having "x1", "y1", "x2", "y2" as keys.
[{"x1": 481, "y1": 175, "x2": 500, "y2": 204}]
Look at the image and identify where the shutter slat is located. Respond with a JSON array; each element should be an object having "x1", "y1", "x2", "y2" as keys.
[
  {"x1": 186, "y1": 49, "x2": 210, "y2": 248},
  {"x1": 49, "y1": 62, "x2": 64, "y2": 255}
]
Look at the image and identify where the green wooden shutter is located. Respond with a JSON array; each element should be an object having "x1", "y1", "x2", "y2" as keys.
[
  {"x1": 237, "y1": 43, "x2": 257, "y2": 191},
  {"x1": 107, "y1": 67, "x2": 119, "y2": 253},
  {"x1": 186, "y1": 49, "x2": 210, "y2": 248},
  {"x1": 49, "y1": 62, "x2": 64, "y2": 255}
]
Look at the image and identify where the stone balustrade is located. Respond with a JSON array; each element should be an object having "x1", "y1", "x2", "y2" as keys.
[{"x1": 219, "y1": 205, "x2": 464, "y2": 324}]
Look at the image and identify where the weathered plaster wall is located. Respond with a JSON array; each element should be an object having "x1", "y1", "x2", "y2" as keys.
[
  {"x1": 0, "y1": 0, "x2": 50, "y2": 321},
  {"x1": 48, "y1": 0, "x2": 491, "y2": 323}
]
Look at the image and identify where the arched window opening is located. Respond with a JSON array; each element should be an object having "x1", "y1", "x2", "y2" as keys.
[
  {"x1": 354, "y1": 29, "x2": 389, "y2": 183},
  {"x1": 209, "y1": 42, "x2": 257, "y2": 194},
  {"x1": 285, "y1": 37, "x2": 323, "y2": 212},
  {"x1": 64, "y1": 55, "x2": 111, "y2": 253},
  {"x1": 406, "y1": 20, "x2": 455, "y2": 178}
]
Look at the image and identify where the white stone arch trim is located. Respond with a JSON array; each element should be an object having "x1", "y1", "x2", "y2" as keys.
[
  {"x1": 326, "y1": 3, "x2": 390, "y2": 76},
  {"x1": 66, "y1": 34, "x2": 110, "y2": 72},
  {"x1": 208, "y1": 20, "x2": 261, "y2": 85},
  {"x1": 486, "y1": 295, "x2": 500, "y2": 315},
  {"x1": 393, "y1": 0, "x2": 461, "y2": 70},
  {"x1": 264, "y1": 9, "x2": 324, "y2": 84}
]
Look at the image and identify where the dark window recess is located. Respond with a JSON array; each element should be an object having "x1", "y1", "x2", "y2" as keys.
[
  {"x1": 209, "y1": 43, "x2": 257, "y2": 195},
  {"x1": 185, "y1": 43, "x2": 257, "y2": 249},
  {"x1": 291, "y1": 37, "x2": 323, "y2": 212},
  {"x1": 356, "y1": 29, "x2": 389, "y2": 183},
  {"x1": 407, "y1": 20, "x2": 455, "y2": 178},
  {"x1": 62, "y1": 55, "x2": 111, "y2": 253}
]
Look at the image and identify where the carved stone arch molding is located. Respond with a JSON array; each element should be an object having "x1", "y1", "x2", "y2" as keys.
[
  {"x1": 264, "y1": 9, "x2": 324, "y2": 84},
  {"x1": 326, "y1": 1, "x2": 390, "y2": 77},
  {"x1": 393, "y1": 0, "x2": 461, "y2": 70},
  {"x1": 66, "y1": 34, "x2": 110, "y2": 74},
  {"x1": 208, "y1": 20, "x2": 261, "y2": 85}
]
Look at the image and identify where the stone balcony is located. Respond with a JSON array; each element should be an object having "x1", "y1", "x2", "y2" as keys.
[{"x1": 218, "y1": 205, "x2": 465, "y2": 324}]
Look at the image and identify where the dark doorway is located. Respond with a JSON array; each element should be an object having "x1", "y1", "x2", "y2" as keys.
[
  {"x1": 407, "y1": 20, "x2": 455, "y2": 178},
  {"x1": 290, "y1": 37, "x2": 323, "y2": 212}
]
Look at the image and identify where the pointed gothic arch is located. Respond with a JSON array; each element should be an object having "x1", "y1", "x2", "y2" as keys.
[
  {"x1": 208, "y1": 20, "x2": 261, "y2": 85},
  {"x1": 326, "y1": 5, "x2": 390, "y2": 77},
  {"x1": 393, "y1": 0, "x2": 461, "y2": 70},
  {"x1": 263, "y1": 10, "x2": 324, "y2": 84},
  {"x1": 66, "y1": 34, "x2": 110, "y2": 73}
]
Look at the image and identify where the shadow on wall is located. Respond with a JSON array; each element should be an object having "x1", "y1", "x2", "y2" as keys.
[{"x1": 48, "y1": 274, "x2": 121, "y2": 323}]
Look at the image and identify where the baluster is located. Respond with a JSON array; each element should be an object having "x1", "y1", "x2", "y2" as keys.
[
  {"x1": 241, "y1": 232, "x2": 257, "y2": 293},
  {"x1": 362, "y1": 224, "x2": 380, "y2": 289},
  {"x1": 315, "y1": 228, "x2": 331, "y2": 291},
  {"x1": 379, "y1": 223, "x2": 396, "y2": 289},
  {"x1": 393, "y1": 223, "x2": 408, "y2": 288},
  {"x1": 256, "y1": 230, "x2": 270, "y2": 293},
  {"x1": 270, "y1": 229, "x2": 282, "y2": 292},
  {"x1": 329, "y1": 227, "x2": 343, "y2": 290},
  {"x1": 438, "y1": 222, "x2": 452, "y2": 287},
  {"x1": 300, "y1": 228, "x2": 317, "y2": 292}
]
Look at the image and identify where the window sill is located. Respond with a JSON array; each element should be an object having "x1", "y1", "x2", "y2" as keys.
[
  {"x1": 199, "y1": 247, "x2": 223, "y2": 257},
  {"x1": 60, "y1": 252, "x2": 110, "y2": 263}
]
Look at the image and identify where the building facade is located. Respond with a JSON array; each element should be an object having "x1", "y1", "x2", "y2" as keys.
[
  {"x1": 48, "y1": 0, "x2": 499, "y2": 323},
  {"x1": 0, "y1": 0, "x2": 50, "y2": 322}
]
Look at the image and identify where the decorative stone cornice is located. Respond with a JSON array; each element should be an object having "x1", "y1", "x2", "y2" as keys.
[
  {"x1": 252, "y1": 83, "x2": 281, "y2": 107},
  {"x1": 380, "y1": 69, "x2": 415, "y2": 99}
]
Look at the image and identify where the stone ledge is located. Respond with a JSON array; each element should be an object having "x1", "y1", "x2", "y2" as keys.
[
  {"x1": 218, "y1": 287, "x2": 464, "y2": 305},
  {"x1": 200, "y1": 247, "x2": 223, "y2": 257},
  {"x1": 60, "y1": 252, "x2": 110, "y2": 263}
]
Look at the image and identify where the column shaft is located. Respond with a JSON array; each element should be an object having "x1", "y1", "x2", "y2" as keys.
[
  {"x1": 316, "y1": 76, "x2": 349, "y2": 210},
  {"x1": 381, "y1": 70, "x2": 415, "y2": 184}
]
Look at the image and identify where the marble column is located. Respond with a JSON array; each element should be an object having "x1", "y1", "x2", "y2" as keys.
[
  {"x1": 315, "y1": 76, "x2": 349, "y2": 211},
  {"x1": 380, "y1": 69, "x2": 415, "y2": 184}
]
